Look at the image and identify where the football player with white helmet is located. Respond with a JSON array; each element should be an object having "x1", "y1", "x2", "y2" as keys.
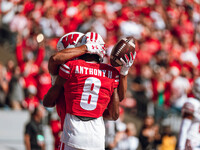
[
  {"x1": 44, "y1": 31, "x2": 136, "y2": 150},
  {"x1": 48, "y1": 32, "x2": 106, "y2": 130},
  {"x1": 48, "y1": 31, "x2": 134, "y2": 126},
  {"x1": 178, "y1": 77, "x2": 200, "y2": 150},
  {"x1": 49, "y1": 32, "x2": 104, "y2": 76}
]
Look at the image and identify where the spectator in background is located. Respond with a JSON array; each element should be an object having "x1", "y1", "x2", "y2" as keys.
[
  {"x1": 105, "y1": 107, "x2": 126, "y2": 150},
  {"x1": 16, "y1": 34, "x2": 45, "y2": 89},
  {"x1": 23, "y1": 85, "x2": 39, "y2": 112},
  {"x1": 109, "y1": 122, "x2": 139, "y2": 150},
  {"x1": 1, "y1": 0, "x2": 17, "y2": 25},
  {"x1": 9, "y1": 11, "x2": 29, "y2": 37},
  {"x1": 131, "y1": 64, "x2": 153, "y2": 118},
  {"x1": 159, "y1": 125, "x2": 177, "y2": 150},
  {"x1": 169, "y1": 61, "x2": 191, "y2": 115},
  {"x1": 39, "y1": 7, "x2": 64, "y2": 38},
  {"x1": 50, "y1": 112, "x2": 62, "y2": 150},
  {"x1": 78, "y1": 2, "x2": 107, "y2": 37},
  {"x1": 6, "y1": 59, "x2": 15, "y2": 81},
  {"x1": 36, "y1": 61, "x2": 51, "y2": 103},
  {"x1": 24, "y1": 104, "x2": 46, "y2": 150},
  {"x1": 151, "y1": 66, "x2": 171, "y2": 123},
  {"x1": 139, "y1": 116, "x2": 161, "y2": 150},
  {"x1": 0, "y1": 63, "x2": 8, "y2": 107},
  {"x1": 7, "y1": 66, "x2": 25, "y2": 110},
  {"x1": 119, "y1": 6, "x2": 144, "y2": 40}
]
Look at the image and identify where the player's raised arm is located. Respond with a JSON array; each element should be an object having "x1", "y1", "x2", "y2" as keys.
[
  {"x1": 48, "y1": 32, "x2": 85, "y2": 75},
  {"x1": 118, "y1": 52, "x2": 136, "y2": 101},
  {"x1": 109, "y1": 37, "x2": 137, "y2": 101},
  {"x1": 48, "y1": 45, "x2": 88, "y2": 75},
  {"x1": 48, "y1": 33, "x2": 106, "y2": 75},
  {"x1": 43, "y1": 75, "x2": 66, "y2": 107}
]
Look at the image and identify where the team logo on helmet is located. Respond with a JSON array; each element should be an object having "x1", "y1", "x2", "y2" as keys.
[{"x1": 57, "y1": 32, "x2": 84, "y2": 51}]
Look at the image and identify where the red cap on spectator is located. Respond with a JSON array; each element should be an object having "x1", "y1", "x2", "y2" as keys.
[
  {"x1": 169, "y1": 60, "x2": 182, "y2": 76},
  {"x1": 23, "y1": 1, "x2": 35, "y2": 14},
  {"x1": 170, "y1": 61, "x2": 181, "y2": 70}
]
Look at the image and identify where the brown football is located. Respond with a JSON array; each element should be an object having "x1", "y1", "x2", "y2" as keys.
[{"x1": 110, "y1": 37, "x2": 137, "y2": 67}]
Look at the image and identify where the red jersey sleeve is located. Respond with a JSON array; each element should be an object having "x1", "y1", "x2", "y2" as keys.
[{"x1": 59, "y1": 63, "x2": 71, "y2": 79}]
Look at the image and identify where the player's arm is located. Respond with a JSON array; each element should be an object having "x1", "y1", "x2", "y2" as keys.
[
  {"x1": 177, "y1": 102, "x2": 193, "y2": 150},
  {"x1": 118, "y1": 52, "x2": 136, "y2": 101},
  {"x1": 49, "y1": 45, "x2": 88, "y2": 75},
  {"x1": 103, "y1": 88, "x2": 120, "y2": 120},
  {"x1": 24, "y1": 134, "x2": 31, "y2": 150},
  {"x1": 41, "y1": 142, "x2": 45, "y2": 150},
  {"x1": 118, "y1": 75, "x2": 127, "y2": 101},
  {"x1": 43, "y1": 76, "x2": 66, "y2": 107}
]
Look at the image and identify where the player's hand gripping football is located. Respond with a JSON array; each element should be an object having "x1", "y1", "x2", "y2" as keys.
[{"x1": 120, "y1": 52, "x2": 136, "y2": 76}]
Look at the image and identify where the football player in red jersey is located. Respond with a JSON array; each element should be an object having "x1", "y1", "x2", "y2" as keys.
[
  {"x1": 44, "y1": 32, "x2": 135, "y2": 150},
  {"x1": 48, "y1": 32, "x2": 107, "y2": 130}
]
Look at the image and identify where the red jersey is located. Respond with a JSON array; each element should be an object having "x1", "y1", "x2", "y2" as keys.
[
  {"x1": 37, "y1": 73, "x2": 51, "y2": 100},
  {"x1": 16, "y1": 43, "x2": 45, "y2": 88},
  {"x1": 50, "y1": 120, "x2": 61, "y2": 150},
  {"x1": 23, "y1": 96, "x2": 39, "y2": 110},
  {"x1": 59, "y1": 59, "x2": 119, "y2": 118}
]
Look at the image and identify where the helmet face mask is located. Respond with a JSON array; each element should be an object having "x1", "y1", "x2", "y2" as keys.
[
  {"x1": 192, "y1": 77, "x2": 200, "y2": 100},
  {"x1": 57, "y1": 32, "x2": 84, "y2": 51}
]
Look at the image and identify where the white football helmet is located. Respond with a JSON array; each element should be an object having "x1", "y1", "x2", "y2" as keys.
[
  {"x1": 57, "y1": 32, "x2": 84, "y2": 51},
  {"x1": 85, "y1": 32, "x2": 105, "y2": 45},
  {"x1": 84, "y1": 32, "x2": 106, "y2": 61},
  {"x1": 192, "y1": 77, "x2": 200, "y2": 100}
]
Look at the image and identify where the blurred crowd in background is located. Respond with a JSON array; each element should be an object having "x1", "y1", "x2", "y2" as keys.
[{"x1": 0, "y1": 0, "x2": 200, "y2": 149}]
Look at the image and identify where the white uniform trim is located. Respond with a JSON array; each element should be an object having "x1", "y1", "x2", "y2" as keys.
[
  {"x1": 62, "y1": 64, "x2": 70, "y2": 70},
  {"x1": 178, "y1": 97, "x2": 200, "y2": 150},
  {"x1": 60, "y1": 67, "x2": 70, "y2": 74},
  {"x1": 178, "y1": 118, "x2": 192, "y2": 150}
]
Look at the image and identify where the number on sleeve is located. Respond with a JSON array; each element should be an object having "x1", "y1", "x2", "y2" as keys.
[{"x1": 80, "y1": 77, "x2": 101, "y2": 110}]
